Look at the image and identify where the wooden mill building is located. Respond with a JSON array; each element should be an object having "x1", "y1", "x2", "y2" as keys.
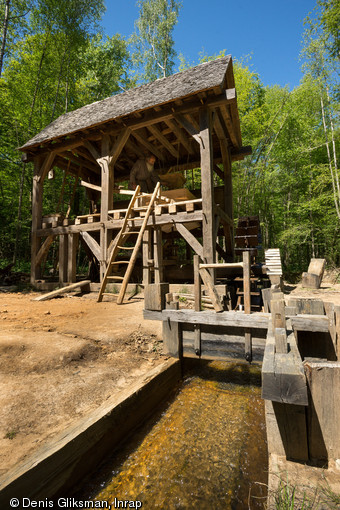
[{"x1": 20, "y1": 56, "x2": 251, "y2": 290}]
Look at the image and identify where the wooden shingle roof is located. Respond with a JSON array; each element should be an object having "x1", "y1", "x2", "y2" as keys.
[{"x1": 21, "y1": 56, "x2": 231, "y2": 150}]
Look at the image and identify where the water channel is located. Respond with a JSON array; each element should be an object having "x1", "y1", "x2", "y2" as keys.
[{"x1": 80, "y1": 361, "x2": 268, "y2": 509}]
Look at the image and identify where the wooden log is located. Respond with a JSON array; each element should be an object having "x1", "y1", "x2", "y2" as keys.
[
  {"x1": 162, "y1": 302, "x2": 181, "y2": 357},
  {"x1": 80, "y1": 180, "x2": 102, "y2": 192},
  {"x1": 33, "y1": 280, "x2": 91, "y2": 301}
]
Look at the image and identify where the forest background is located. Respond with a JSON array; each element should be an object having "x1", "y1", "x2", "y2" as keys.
[{"x1": 0, "y1": 0, "x2": 339, "y2": 279}]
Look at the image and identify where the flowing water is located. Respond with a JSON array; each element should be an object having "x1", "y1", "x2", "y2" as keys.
[{"x1": 81, "y1": 361, "x2": 268, "y2": 509}]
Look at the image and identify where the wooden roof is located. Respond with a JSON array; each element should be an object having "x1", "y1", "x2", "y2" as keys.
[{"x1": 20, "y1": 56, "x2": 251, "y2": 182}]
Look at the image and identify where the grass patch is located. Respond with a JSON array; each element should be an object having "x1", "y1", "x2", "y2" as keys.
[{"x1": 4, "y1": 430, "x2": 18, "y2": 440}]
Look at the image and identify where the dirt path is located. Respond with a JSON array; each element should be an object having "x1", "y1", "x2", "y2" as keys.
[{"x1": 0, "y1": 291, "x2": 163, "y2": 475}]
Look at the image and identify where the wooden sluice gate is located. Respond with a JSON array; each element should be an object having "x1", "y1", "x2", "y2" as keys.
[{"x1": 144, "y1": 277, "x2": 340, "y2": 497}]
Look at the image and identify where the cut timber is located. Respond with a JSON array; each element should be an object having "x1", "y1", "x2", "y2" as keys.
[
  {"x1": 33, "y1": 280, "x2": 91, "y2": 301},
  {"x1": 243, "y1": 251, "x2": 252, "y2": 362},
  {"x1": 301, "y1": 259, "x2": 326, "y2": 289},
  {"x1": 144, "y1": 309, "x2": 269, "y2": 329},
  {"x1": 265, "y1": 248, "x2": 283, "y2": 276},
  {"x1": 199, "y1": 266, "x2": 224, "y2": 312},
  {"x1": 262, "y1": 322, "x2": 308, "y2": 406}
]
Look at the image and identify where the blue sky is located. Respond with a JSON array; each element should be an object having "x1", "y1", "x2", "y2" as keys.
[{"x1": 102, "y1": 0, "x2": 316, "y2": 89}]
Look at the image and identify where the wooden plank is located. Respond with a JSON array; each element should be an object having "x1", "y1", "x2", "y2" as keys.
[
  {"x1": 80, "y1": 232, "x2": 101, "y2": 261},
  {"x1": 271, "y1": 401, "x2": 309, "y2": 461},
  {"x1": 33, "y1": 280, "x2": 91, "y2": 301},
  {"x1": 175, "y1": 222, "x2": 204, "y2": 259},
  {"x1": 287, "y1": 298, "x2": 324, "y2": 315},
  {"x1": 142, "y1": 229, "x2": 152, "y2": 286},
  {"x1": 144, "y1": 309, "x2": 269, "y2": 328}
]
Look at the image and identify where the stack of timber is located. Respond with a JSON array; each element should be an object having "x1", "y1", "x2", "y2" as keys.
[
  {"x1": 264, "y1": 249, "x2": 282, "y2": 276},
  {"x1": 234, "y1": 216, "x2": 261, "y2": 258}
]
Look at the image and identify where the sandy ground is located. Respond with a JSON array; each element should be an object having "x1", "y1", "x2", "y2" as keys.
[
  {"x1": 0, "y1": 290, "x2": 163, "y2": 476},
  {"x1": 0, "y1": 274, "x2": 339, "y2": 478}
]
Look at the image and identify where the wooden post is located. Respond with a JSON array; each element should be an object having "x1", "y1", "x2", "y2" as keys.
[
  {"x1": 142, "y1": 229, "x2": 152, "y2": 286},
  {"x1": 59, "y1": 234, "x2": 68, "y2": 284},
  {"x1": 220, "y1": 141, "x2": 234, "y2": 259},
  {"x1": 67, "y1": 233, "x2": 79, "y2": 283},
  {"x1": 243, "y1": 250, "x2": 252, "y2": 362},
  {"x1": 193, "y1": 255, "x2": 201, "y2": 356},
  {"x1": 99, "y1": 157, "x2": 113, "y2": 281},
  {"x1": 335, "y1": 305, "x2": 340, "y2": 361},
  {"x1": 31, "y1": 157, "x2": 44, "y2": 284},
  {"x1": 153, "y1": 227, "x2": 163, "y2": 284},
  {"x1": 199, "y1": 107, "x2": 215, "y2": 278},
  {"x1": 162, "y1": 301, "x2": 181, "y2": 358}
]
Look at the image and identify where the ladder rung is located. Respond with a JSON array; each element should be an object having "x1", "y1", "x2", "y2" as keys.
[
  {"x1": 110, "y1": 261, "x2": 129, "y2": 265},
  {"x1": 122, "y1": 231, "x2": 139, "y2": 235},
  {"x1": 117, "y1": 246, "x2": 134, "y2": 250},
  {"x1": 106, "y1": 276, "x2": 124, "y2": 280}
]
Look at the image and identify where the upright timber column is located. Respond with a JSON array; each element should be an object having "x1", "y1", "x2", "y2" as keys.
[
  {"x1": 199, "y1": 107, "x2": 215, "y2": 272},
  {"x1": 31, "y1": 157, "x2": 43, "y2": 284},
  {"x1": 31, "y1": 152, "x2": 55, "y2": 285},
  {"x1": 221, "y1": 141, "x2": 234, "y2": 259},
  {"x1": 99, "y1": 136, "x2": 114, "y2": 281}
]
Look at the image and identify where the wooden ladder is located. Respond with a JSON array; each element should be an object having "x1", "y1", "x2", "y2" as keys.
[{"x1": 97, "y1": 182, "x2": 161, "y2": 304}]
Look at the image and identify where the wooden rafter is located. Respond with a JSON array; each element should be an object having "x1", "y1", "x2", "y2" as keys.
[{"x1": 147, "y1": 124, "x2": 179, "y2": 159}]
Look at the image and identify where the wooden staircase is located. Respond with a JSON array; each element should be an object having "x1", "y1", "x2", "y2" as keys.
[{"x1": 97, "y1": 182, "x2": 161, "y2": 304}]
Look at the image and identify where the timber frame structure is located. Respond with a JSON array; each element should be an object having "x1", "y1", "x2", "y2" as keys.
[{"x1": 20, "y1": 56, "x2": 251, "y2": 287}]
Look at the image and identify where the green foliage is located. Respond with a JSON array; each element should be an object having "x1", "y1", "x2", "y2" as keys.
[{"x1": 130, "y1": 0, "x2": 181, "y2": 82}]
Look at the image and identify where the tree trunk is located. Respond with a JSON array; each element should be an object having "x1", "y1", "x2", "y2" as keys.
[{"x1": 0, "y1": 0, "x2": 10, "y2": 77}]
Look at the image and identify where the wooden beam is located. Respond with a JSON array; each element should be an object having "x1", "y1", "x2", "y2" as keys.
[
  {"x1": 214, "y1": 205, "x2": 233, "y2": 226},
  {"x1": 80, "y1": 232, "x2": 101, "y2": 261},
  {"x1": 175, "y1": 222, "x2": 204, "y2": 259},
  {"x1": 174, "y1": 114, "x2": 201, "y2": 145},
  {"x1": 198, "y1": 267, "x2": 224, "y2": 312},
  {"x1": 33, "y1": 280, "x2": 91, "y2": 301},
  {"x1": 131, "y1": 131, "x2": 164, "y2": 162},
  {"x1": 67, "y1": 233, "x2": 79, "y2": 283},
  {"x1": 243, "y1": 251, "x2": 252, "y2": 362},
  {"x1": 147, "y1": 125, "x2": 179, "y2": 159},
  {"x1": 144, "y1": 309, "x2": 269, "y2": 329},
  {"x1": 80, "y1": 180, "x2": 102, "y2": 192},
  {"x1": 109, "y1": 127, "x2": 131, "y2": 166},
  {"x1": 31, "y1": 157, "x2": 44, "y2": 283},
  {"x1": 220, "y1": 104, "x2": 239, "y2": 148},
  {"x1": 199, "y1": 107, "x2": 215, "y2": 269},
  {"x1": 164, "y1": 119, "x2": 194, "y2": 155},
  {"x1": 59, "y1": 234, "x2": 68, "y2": 284},
  {"x1": 35, "y1": 235, "x2": 55, "y2": 266},
  {"x1": 83, "y1": 140, "x2": 100, "y2": 161}
]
